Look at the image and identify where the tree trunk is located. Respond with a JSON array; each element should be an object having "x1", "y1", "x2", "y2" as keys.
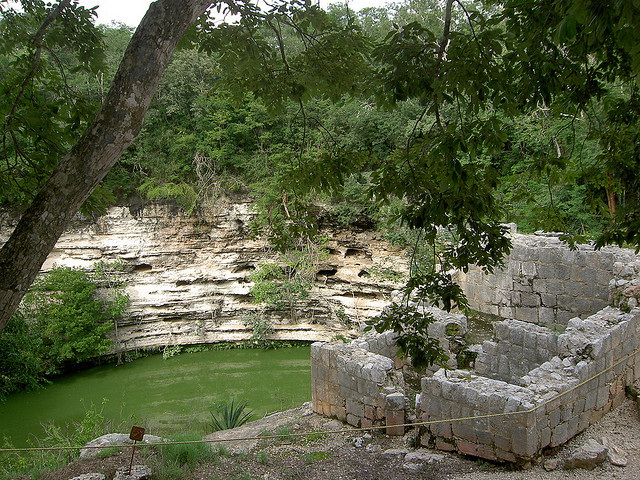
[
  {"x1": 605, "y1": 172, "x2": 617, "y2": 218},
  {"x1": 0, "y1": 0, "x2": 212, "y2": 332}
]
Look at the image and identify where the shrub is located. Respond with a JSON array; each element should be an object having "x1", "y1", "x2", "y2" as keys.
[
  {"x1": 1, "y1": 265, "x2": 129, "y2": 398},
  {"x1": 21, "y1": 266, "x2": 123, "y2": 375},
  {"x1": 208, "y1": 399, "x2": 253, "y2": 432},
  {"x1": 0, "y1": 402, "x2": 110, "y2": 479}
]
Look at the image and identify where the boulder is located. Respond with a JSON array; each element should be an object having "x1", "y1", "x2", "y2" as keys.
[
  {"x1": 80, "y1": 433, "x2": 165, "y2": 459},
  {"x1": 563, "y1": 439, "x2": 608, "y2": 470}
]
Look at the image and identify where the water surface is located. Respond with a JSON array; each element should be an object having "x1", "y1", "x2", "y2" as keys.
[{"x1": 0, "y1": 346, "x2": 310, "y2": 447}]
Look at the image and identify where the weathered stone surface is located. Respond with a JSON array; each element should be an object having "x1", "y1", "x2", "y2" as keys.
[
  {"x1": 563, "y1": 439, "x2": 608, "y2": 470},
  {"x1": 68, "y1": 474, "x2": 106, "y2": 480},
  {"x1": 403, "y1": 449, "x2": 445, "y2": 464},
  {"x1": 543, "y1": 458, "x2": 560, "y2": 471},
  {"x1": 601, "y1": 436, "x2": 628, "y2": 467},
  {"x1": 381, "y1": 448, "x2": 410, "y2": 457},
  {"x1": 457, "y1": 231, "x2": 637, "y2": 325},
  {"x1": 307, "y1": 232, "x2": 640, "y2": 466},
  {"x1": 401, "y1": 462, "x2": 423, "y2": 472},
  {"x1": 113, "y1": 465, "x2": 151, "y2": 480},
  {"x1": 0, "y1": 201, "x2": 409, "y2": 350},
  {"x1": 80, "y1": 434, "x2": 165, "y2": 459}
]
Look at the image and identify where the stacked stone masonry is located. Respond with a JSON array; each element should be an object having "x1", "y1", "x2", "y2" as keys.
[
  {"x1": 311, "y1": 309, "x2": 467, "y2": 433},
  {"x1": 310, "y1": 340, "x2": 406, "y2": 433},
  {"x1": 418, "y1": 306, "x2": 640, "y2": 463},
  {"x1": 456, "y1": 230, "x2": 636, "y2": 325},
  {"x1": 311, "y1": 232, "x2": 640, "y2": 463}
]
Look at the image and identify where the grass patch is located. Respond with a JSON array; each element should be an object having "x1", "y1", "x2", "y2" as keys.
[
  {"x1": 96, "y1": 446, "x2": 124, "y2": 458},
  {"x1": 303, "y1": 432, "x2": 327, "y2": 444},
  {"x1": 256, "y1": 451, "x2": 270, "y2": 464},
  {"x1": 157, "y1": 433, "x2": 214, "y2": 468},
  {"x1": 303, "y1": 451, "x2": 331, "y2": 464}
]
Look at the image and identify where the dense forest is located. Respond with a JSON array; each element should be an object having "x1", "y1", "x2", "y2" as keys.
[
  {"x1": 1, "y1": 1, "x2": 630, "y2": 239},
  {"x1": 1, "y1": 0, "x2": 639, "y2": 394}
]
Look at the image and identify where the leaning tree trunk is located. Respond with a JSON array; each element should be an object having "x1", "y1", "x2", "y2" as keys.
[{"x1": 0, "y1": 0, "x2": 212, "y2": 332}]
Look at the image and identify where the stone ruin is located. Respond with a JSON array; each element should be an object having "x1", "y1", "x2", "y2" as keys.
[{"x1": 311, "y1": 231, "x2": 640, "y2": 464}]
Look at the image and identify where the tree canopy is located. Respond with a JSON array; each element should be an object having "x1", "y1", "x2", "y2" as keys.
[{"x1": 0, "y1": 0, "x2": 639, "y2": 334}]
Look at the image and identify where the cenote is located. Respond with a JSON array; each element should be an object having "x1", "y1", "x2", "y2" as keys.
[{"x1": 0, "y1": 346, "x2": 311, "y2": 447}]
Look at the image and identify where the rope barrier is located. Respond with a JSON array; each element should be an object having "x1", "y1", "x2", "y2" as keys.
[{"x1": 2, "y1": 345, "x2": 639, "y2": 455}]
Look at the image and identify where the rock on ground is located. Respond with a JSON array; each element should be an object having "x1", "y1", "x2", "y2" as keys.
[{"x1": 79, "y1": 434, "x2": 165, "y2": 459}]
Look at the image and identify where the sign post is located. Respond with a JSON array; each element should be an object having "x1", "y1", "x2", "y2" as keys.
[{"x1": 128, "y1": 426, "x2": 145, "y2": 474}]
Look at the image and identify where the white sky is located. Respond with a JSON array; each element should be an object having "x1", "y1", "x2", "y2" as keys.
[{"x1": 77, "y1": 0, "x2": 390, "y2": 27}]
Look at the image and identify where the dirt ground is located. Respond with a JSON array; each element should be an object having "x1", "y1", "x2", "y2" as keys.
[{"x1": 40, "y1": 398, "x2": 640, "y2": 480}]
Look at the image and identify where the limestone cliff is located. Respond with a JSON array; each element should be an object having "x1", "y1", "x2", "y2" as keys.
[{"x1": 0, "y1": 199, "x2": 408, "y2": 351}]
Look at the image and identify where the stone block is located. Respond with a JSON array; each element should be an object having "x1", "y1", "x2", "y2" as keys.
[
  {"x1": 346, "y1": 398, "x2": 365, "y2": 418},
  {"x1": 521, "y1": 292, "x2": 541, "y2": 308},
  {"x1": 511, "y1": 427, "x2": 538, "y2": 458},
  {"x1": 385, "y1": 392, "x2": 405, "y2": 411},
  {"x1": 452, "y1": 422, "x2": 477, "y2": 443},
  {"x1": 546, "y1": 406, "x2": 563, "y2": 433},
  {"x1": 432, "y1": 420, "x2": 453, "y2": 439},
  {"x1": 514, "y1": 306, "x2": 539, "y2": 324},
  {"x1": 424, "y1": 398, "x2": 441, "y2": 417},
  {"x1": 523, "y1": 331, "x2": 538, "y2": 349},
  {"x1": 495, "y1": 448, "x2": 517, "y2": 463},
  {"x1": 578, "y1": 411, "x2": 590, "y2": 432},
  {"x1": 494, "y1": 434, "x2": 510, "y2": 452},
  {"x1": 435, "y1": 438, "x2": 456, "y2": 451},
  {"x1": 550, "y1": 422, "x2": 568, "y2": 447},
  {"x1": 540, "y1": 427, "x2": 551, "y2": 448},
  {"x1": 540, "y1": 291, "x2": 557, "y2": 306},
  {"x1": 476, "y1": 429, "x2": 493, "y2": 446},
  {"x1": 331, "y1": 405, "x2": 347, "y2": 421},
  {"x1": 567, "y1": 415, "x2": 580, "y2": 439},
  {"x1": 582, "y1": 266, "x2": 598, "y2": 282},
  {"x1": 596, "y1": 386, "x2": 609, "y2": 410},
  {"x1": 498, "y1": 306, "x2": 515, "y2": 319},
  {"x1": 364, "y1": 404, "x2": 375, "y2": 420},
  {"x1": 385, "y1": 410, "x2": 404, "y2": 436},
  {"x1": 572, "y1": 397, "x2": 586, "y2": 416},
  {"x1": 538, "y1": 248, "x2": 562, "y2": 265},
  {"x1": 566, "y1": 279, "x2": 584, "y2": 298},
  {"x1": 346, "y1": 414, "x2": 360, "y2": 427},
  {"x1": 520, "y1": 262, "x2": 538, "y2": 277},
  {"x1": 476, "y1": 444, "x2": 497, "y2": 461},
  {"x1": 456, "y1": 440, "x2": 478, "y2": 456},
  {"x1": 556, "y1": 310, "x2": 574, "y2": 325}
]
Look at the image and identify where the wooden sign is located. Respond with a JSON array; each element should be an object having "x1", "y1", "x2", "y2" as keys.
[{"x1": 129, "y1": 426, "x2": 145, "y2": 442}]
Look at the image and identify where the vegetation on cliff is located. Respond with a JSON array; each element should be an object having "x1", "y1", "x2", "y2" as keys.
[
  {"x1": 0, "y1": 265, "x2": 128, "y2": 400},
  {"x1": 0, "y1": 0, "x2": 639, "y2": 371}
]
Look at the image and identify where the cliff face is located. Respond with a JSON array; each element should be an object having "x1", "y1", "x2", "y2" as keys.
[{"x1": 0, "y1": 199, "x2": 408, "y2": 351}]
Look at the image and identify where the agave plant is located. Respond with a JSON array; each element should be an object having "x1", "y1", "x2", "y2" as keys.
[{"x1": 208, "y1": 399, "x2": 253, "y2": 432}]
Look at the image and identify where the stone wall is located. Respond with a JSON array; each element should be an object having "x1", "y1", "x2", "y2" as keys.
[
  {"x1": 311, "y1": 309, "x2": 469, "y2": 433},
  {"x1": 474, "y1": 319, "x2": 560, "y2": 385},
  {"x1": 0, "y1": 200, "x2": 409, "y2": 351},
  {"x1": 310, "y1": 340, "x2": 406, "y2": 433},
  {"x1": 457, "y1": 232, "x2": 637, "y2": 325},
  {"x1": 417, "y1": 306, "x2": 640, "y2": 463},
  {"x1": 311, "y1": 232, "x2": 640, "y2": 463}
]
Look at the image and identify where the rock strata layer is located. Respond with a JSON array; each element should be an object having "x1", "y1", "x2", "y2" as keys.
[{"x1": 0, "y1": 200, "x2": 408, "y2": 351}]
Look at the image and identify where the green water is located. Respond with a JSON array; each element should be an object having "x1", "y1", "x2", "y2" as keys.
[{"x1": 0, "y1": 347, "x2": 311, "y2": 447}]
